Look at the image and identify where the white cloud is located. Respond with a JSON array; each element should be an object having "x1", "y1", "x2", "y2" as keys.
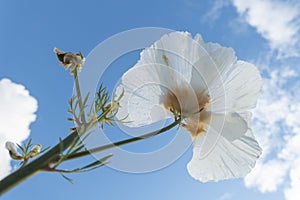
[
  {"x1": 202, "y1": 0, "x2": 300, "y2": 198},
  {"x1": 0, "y1": 78, "x2": 38, "y2": 179},
  {"x1": 245, "y1": 160, "x2": 288, "y2": 192},
  {"x1": 244, "y1": 67, "x2": 300, "y2": 199},
  {"x1": 231, "y1": 0, "x2": 300, "y2": 58},
  {"x1": 284, "y1": 160, "x2": 300, "y2": 200}
]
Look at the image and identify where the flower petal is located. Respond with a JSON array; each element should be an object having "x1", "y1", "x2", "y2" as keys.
[
  {"x1": 203, "y1": 43, "x2": 237, "y2": 79},
  {"x1": 192, "y1": 112, "x2": 248, "y2": 157},
  {"x1": 116, "y1": 64, "x2": 181, "y2": 127},
  {"x1": 187, "y1": 129, "x2": 261, "y2": 182},
  {"x1": 5, "y1": 141, "x2": 18, "y2": 153},
  {"x1": 211, "y1": 112, "x2": 248, "y2": 141},
  {"x1": 189, "y1": 40, "x2": 237, "y2": 104},
  {"x1": 211, "y1": 61, "x2": 262, "y2": 112},
  {"x1": 138, "y1": 31, "x2": 205, "y2": 84},
  {"x1": 116, "y1": 32, "x2": 207, "y2": 127}
]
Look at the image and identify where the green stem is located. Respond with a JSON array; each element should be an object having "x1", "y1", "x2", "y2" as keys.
[
  {"x1": 1, "y1": 67, "x2": 97, "y2": 194},
  {"x1": 65, "y1": 118, "x2": 181, "y2": 161},
  {"x1": 0, "y1": 67, "x2": 182, "y2": 195},
  {"x1": 0, "y1": 119, "x2": 180, "y2": 195},
  {"x1": 73, "y1": 70, "x2": 86, "y2": 124},
  {"x1": 0, "y1": 130, "x2": 79, "y2": 195}
]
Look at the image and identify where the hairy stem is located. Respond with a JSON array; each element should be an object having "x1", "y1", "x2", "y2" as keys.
[
  {"x1": 0, "y1": 130, "x2": 79, "y2": 195},
  {"x1": 0, "y1": 69, "x2": 88, "y2": 195},
  {"x1": 0, "y1": 119, "x2": 180, "y2": 195},
  {"x1": 73, "y1": 70, "x2": 86, "y2": 124},
  {"x1": 65, "y1": 118, "x2": 181, "y2": 161}
]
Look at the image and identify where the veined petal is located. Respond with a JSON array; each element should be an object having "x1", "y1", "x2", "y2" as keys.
[
  {"x1": 211, "y1": 112, "x2": 248, "y2": 141},
  {"x1": 116, "y1": 31, "x2": 207, "y2": 127},
  {"x1": 116, "y1": 64, "x2": 183, "y2": 127},
  {"x1": 187, "y1": 129, "x2": 261, "y2": 182},
  {"x1": 138, "y1": 32, "x2": 204, "y2": 84},
  {"x1": 190, "y1": 34, "x2": 237, "y2": 92},
  {"x1": 193, "y1": 33, "x2": 205, "y2": 45},
  {"x1": 191, "y1": 112, "x2": 248, "y2": 157},
  {"x1": 189, "y1": 55, "x2": 214, "y2": 94},
  {"x1": 203, "y1": 43, "x2": 236, "y2": 79},
  {"x1": 211, "y1": 61, "x2": 262, "y2": 112}
]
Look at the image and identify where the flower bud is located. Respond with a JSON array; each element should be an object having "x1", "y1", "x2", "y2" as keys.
[
  {"x1": 29, "y1": 144, "x2": 42, "y2": 158},
  {"x1": 5, "y1": 141, "x2": 23, "y2": 160},
  {"x1": 54, "y1": 47, "x2": 85, "y2": 73}
]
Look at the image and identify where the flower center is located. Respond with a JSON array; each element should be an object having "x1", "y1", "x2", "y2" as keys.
[{"x1": 162, "y1": 87, "x2": 211, "y2": 137}]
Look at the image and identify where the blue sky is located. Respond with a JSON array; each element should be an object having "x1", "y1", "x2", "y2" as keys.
[{"x1": 1, "y1": 0, "x2": 300, "y2": 200}]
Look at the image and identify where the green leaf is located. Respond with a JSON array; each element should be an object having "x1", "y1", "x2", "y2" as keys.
[
  {"x1": 24, "y1": 138, "x2": 33, "y2": 153},
  {"x1": 81, "y1": 154, "x2": 113, "y2": 170},
  {"x1": 16, "y1": 144, "x2": 24, "y2": 153},
  {"x1": 60, "y1": 173, "x2": 74, "y2": 184},
  {"x1": 67, "y1": 117, "x2": 74, "y2": 121},
  {"x1": 40, "y1": 146, "x2": 51, "y2": 154},
  {"x1": 83, "y1": 92, "x2": 90, "y2": 107}
]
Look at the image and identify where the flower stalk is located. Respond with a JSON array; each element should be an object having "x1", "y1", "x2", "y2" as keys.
[
  {"x1": 64, "y1": 118, "x2": 181, "y2": 161},
  {"x1": 0, "y1": 118, "x2": 181, "y2": 195},
  {"x1": 0, "y1": 129, "x2": 79, "y2": 195},
  {"x1": 73, "y1": 70, "x2": 86, "y2": 124},
  {"x1": 0, "y1": 49, "x2": 181, "y2": 195},
  {"x1": 0, "y1": 49, "x2": 182, "y2": 195}
]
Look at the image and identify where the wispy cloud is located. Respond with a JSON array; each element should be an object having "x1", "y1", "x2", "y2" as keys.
[
  {"x1": 201, "y1": 1, "x2": 300, "y2": 199},
  {"x1": 203, "y1": 0, "x2": 300, "y2": 58},
  {"x1": 244, "y1": 67, "x2": 300, "y2": 200},
  {"x1": 232, "y1": 0, "x2": 300, "y2": 58},
  {"x1": 0, "y1": 78, "x2": 38, "y2": 179},
  {"x1": 202, "y1": 0, "x2": 230, "y2": 22}
]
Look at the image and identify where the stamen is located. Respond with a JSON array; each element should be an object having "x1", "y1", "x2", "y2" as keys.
[
  {"x1": 162, "y1": 54, "x2": 169, "y2": 66},
  {"x1": 162, "y1": 87, "x2": 211, "y2": 137}
]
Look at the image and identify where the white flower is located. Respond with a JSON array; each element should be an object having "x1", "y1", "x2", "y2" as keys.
[
  {"x1": 115, "y1": 31, "x2": 262, "y2": 182},
  {"x1": 5, "y1": 141, "x2": 23, "y2": 160},
  {"x1": 54, "y1": 47, "x2": 85, "y2": 72}
]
